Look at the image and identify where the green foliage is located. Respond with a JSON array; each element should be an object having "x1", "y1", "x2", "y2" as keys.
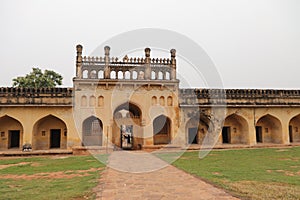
[{"x1": 12, "y1": 67, "x2": 63, "y2": 88}]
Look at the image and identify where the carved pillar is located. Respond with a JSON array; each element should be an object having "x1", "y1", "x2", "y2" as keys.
[
  {"x1": 130, "y1": 71, "x2": 133, "y2": 79},
  {"x1": 170, "y1": 49, "x2": 176, "y2": 80},
  {"x1": 76, "y1": 44, "x2": 83, "y2": 78},
  {"x1": 144, "y1": 47, "x2": 151, "y2": 80},
  {"x1": 104, "y1": 46, "x2": 111, "y2": 79}
]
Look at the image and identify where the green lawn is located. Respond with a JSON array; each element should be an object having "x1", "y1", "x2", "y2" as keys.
[
  {"x1": 0, "y1": 155, "x2": 105, "y2": 200},
  {"x1": 171, "y1": 147, "x2": 300, "y2": 200}
]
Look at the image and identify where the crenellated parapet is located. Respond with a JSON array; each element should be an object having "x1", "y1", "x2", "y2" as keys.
[
  {"x1": 180, "y1": 89, "x2": 300, "y2": 106},
  {"x1": 0, "y1": 87, "x2": 73, "y2": 105},
  {"x1": 75, "y1": 45, "x2": 177, "y2": 81}
]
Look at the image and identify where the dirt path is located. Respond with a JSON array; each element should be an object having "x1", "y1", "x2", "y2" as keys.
[{"x1": 94, "y1": 151, "x2": 239, "y2": 200}]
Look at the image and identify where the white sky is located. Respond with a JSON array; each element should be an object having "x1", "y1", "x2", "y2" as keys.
[{"x1": 0, "y1": 0, "x2": 299, "y2": 89}]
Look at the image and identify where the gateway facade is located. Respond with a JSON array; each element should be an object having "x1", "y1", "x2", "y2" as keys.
[{"x1": 0, "y1": 45, "x2": 300, "y2": 151}]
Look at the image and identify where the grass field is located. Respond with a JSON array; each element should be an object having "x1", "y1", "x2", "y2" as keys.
[
  {"x1": 172, "y1": 147, "x2": 300, "y2": 200},
  {"x1": 0, "y1": 155, "x2": 105, "y2": 200}
]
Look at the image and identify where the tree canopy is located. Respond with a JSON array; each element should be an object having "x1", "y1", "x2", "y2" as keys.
[{"x1": 12, "y1": 68, "x2": 63, "y2": 88}]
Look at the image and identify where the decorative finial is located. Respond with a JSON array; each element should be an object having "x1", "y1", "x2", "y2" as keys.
[
  {"x1": 145, "y1": 47, "x2": 151, "y2": 58},
  {"x1": 104, "y1": 46, "x2": 110, "y2": 56},
  {"x1": 76, "y1": 44, "x2": 83, "y2": 54},
  {"x1": 170, "y1": 49, "x2": 176, "y2": 58}
]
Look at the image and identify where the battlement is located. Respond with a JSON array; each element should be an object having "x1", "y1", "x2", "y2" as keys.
[
  {"x1": 75, "y1": 45, "x2": 177, "y2": 81},
  {"x1": 180, "y1": 89, "x2": 300, "y2": 106},
  {"x1": 0, "y1": 87, "x2": 73, "y2": 105}
]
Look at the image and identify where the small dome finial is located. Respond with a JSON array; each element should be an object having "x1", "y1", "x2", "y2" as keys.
[
  {"x1": 76, "y1": 44, "x2": 83, "y2": 54},
  {"x1": 170, "y1": 49, "x2": 176, "y2": 58},
  {"x1": 104, "y1": 46, "x2": 110, "y2": 56},
  {"x1": 145, "y1": 47, "x2": 151, "y2": 58}
]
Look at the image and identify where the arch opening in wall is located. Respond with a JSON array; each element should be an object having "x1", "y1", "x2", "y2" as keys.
[
  {"x1": 82, "y1": 70, "x2": 88, "y2": 79},
  {"x1": 159, "y1": 96, "x2": 165, "y2": 106},
  {"x1": 256, "y1": 114, "x2": 282, "y2": 144},
  {"x1": 81, "y1": 95, "x2": 87, "y2": 107},
  {"x1": 98, "y1": 70, "x2": 104, "y2": 79},
  {"x1": 112, "y1": 102, "x2": 142, "y2": 149},
  {"x1": 125, "y1": 71, "x2": 130, "y2": 79},
  {"x1": 289, "y1": 114, "x2": 300, "y2": 143},
  {"x1": 185, "y1": 117, "x2": 208, "y2": 145},
  {"x1": 82, "y1": 116, "x2": 103, "y2": 146},
  {"x1": 138, "y1": 71, "x2": 144, "y2": 80},
  {"x1": 151, "y1": 71, "x2": 156, "y2": 80},
  {"x1": 32, "y1": 115, "x2": 67, "y2": 150},
  {"x1": 98, "y1": 96, "x2": 104, "y2": 107},
  {"x1": 114, "y1": 102, "x2": 142, "y2": 119},
  {"x1": 89, "y1": 96, "x2": 96, "y2": 107},
  {"x1": 90, "y1": 70, "x2": 97, "y2": 79},
  {"x1": 153, "y1": 115, "x2": 171, "y2": 145},
  {"x1": 0, "y1": 115, "x2": 23, "y2": 150},
  {"x1": 110, "y1": 71, "x2": 116, "y2": 79},
  {"x1": 223, "y1": 114, "x2": 249, "y2": 144},
  {"x1": 167, "y1": 96, "x2": 173, "y2": 106},
  {"x1": 151, "y1": 96, "x2": 157, "y2": 106},
  {"x1": 118, "y1": 71, "x2": 123, "y2": 79},
  {"x1": 158, "y1": 71, "x2": 163, "y2": 80},
  {"x1": 165, "y1": 72, "x2": 170, "y2": 80},
  {"x1": 132, "y1": 71, "x2": 138, "y2": 79}
]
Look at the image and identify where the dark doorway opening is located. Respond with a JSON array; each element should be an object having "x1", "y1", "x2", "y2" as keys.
[
  {"x1": 256, "y1": 126, "x2": 263, "y2": 143},
  {"x1": 9, "y1": 130, "x2": 20, "y2": 148},
  {"x1": 188, "y1": 128, "x2": 198, "y2": 144},
  {"x1": 50, "y1": 129, "x2": 61, "y2": 148},
  {"x1": 222, "y1": 127, "x2": 230, "y2": 144},
  {"x1": 120, "y1": 125, "x2": 133, "y2": 150},
  {"x1": 289, "y1": 125, "x2": 293, "y2": 143}
]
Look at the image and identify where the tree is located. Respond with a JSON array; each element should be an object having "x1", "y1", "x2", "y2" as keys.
[{"x1": 12, "y1": 68, "x2": 63, "y2": 88}]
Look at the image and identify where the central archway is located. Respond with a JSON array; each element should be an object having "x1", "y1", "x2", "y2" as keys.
[{"x1": 112, "y1": 102, "x2": 142, "y2": 149}]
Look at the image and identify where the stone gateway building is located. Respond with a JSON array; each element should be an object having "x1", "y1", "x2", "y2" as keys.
[{"x1": 0, "y1": 45, "x2": 300, "y2": 152}]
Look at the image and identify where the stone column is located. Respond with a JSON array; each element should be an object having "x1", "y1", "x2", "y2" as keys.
[
  {"x1": 76, "y1": 44, "x2": 83, "y2": 78},
  {"x1": 170, "y1": 49, "x2": 176, "y2": 80},
  {"x1": 281, "y1": 119, "x2": 290, "y2": 144},
  {"x1": 144, "y1": 47, "x2": 151, "y2": 80},
  {"x1": 23, "y1": 123, "x2": 33, "y2": 149},
  {"x1": 104, "y1": 46, "x2": 111, "y2": 79}
]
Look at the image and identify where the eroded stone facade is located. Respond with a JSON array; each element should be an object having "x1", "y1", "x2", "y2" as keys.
[{"x1": 0, "y1": 45, "x2": 300, "y2": 151}]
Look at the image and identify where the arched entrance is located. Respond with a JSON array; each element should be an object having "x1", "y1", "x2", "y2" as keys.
[
  {"x1": 289, "y1": 114, "x2": 300, "y2": 143},
  {"x1": 0, "y1": 115, "x2": 23, "y2": 150},
  {"x1": 112, "y1": 102, "x2": 142, "y2": 149},
  {"x1": 33, "y1": 115, "x2": 67, "y2": 150},
  {"x1": 153, "y1": 115, "x2": 171, "y2": 145},
  {"x1": 223, "y1": 114, "x2": 249, "y2": 144},
  {"x1": 256, "y1": 114, "x2": 282, "y2": 144},
  {"x1": 82, "y1": 116, "x2": 103, "y2": 146},
  {"x1": 185, "y1": 118, "x2": 208, "y2": 145}
]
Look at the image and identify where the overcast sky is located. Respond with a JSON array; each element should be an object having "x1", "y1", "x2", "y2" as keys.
[{"x1": 0, "y1": 0, "x2": 299, "y2": 89}]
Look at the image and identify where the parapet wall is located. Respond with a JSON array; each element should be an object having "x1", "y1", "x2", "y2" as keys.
[
  {"x1": 0, "y1": 87, "x2": 73, "y2": 105},
  {"x1": 1, "y1": 87, "x2": 300, "y2": 106},
  {"x1": 75, "y1": 45, "x2": 177, "y2": 81},
  {"x1": 180, "y1": 89, "x2": 300, "y2": 106}
]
